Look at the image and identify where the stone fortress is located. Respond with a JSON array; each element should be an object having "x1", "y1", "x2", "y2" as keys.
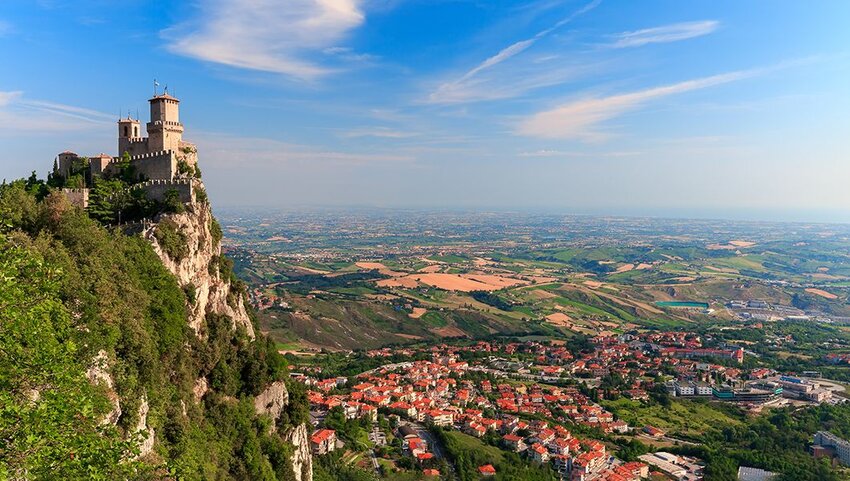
[{"x1": 55, "y1": 89, "x2": 199, "y2": 208}]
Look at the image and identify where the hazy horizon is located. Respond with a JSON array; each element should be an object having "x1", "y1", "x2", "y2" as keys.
[
  {"x1": 215, "y1": 203, "x2": 850, "y2": 226},
  {"x1": 2, "y1": 0, "x2": 849, "y2": 223}
]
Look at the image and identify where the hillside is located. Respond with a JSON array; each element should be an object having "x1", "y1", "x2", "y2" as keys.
[{"x1": 0, "y1": 177, "x2": 312, "y2": 480}]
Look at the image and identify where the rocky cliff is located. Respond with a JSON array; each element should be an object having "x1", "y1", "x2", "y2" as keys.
[
  {"x1": 0, "y1": 123, "x2": 311, "y2": 479},
  {"x1": 142, "y1": 180, "x2": 311, "y2": 480},
  {"x1": 145, "y1": 187, "x2": 255, "y2": 339},
  {"x1": 284, "y1": 423, "x2": 314, "y2": 481},
  {"x1": 255, "y1": 381, "x2": 314, "y2": 481}
]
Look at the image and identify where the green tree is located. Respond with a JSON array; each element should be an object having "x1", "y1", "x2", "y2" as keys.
[{"x1": 0, "y1": 235, "x2": 141, "y2": 479}]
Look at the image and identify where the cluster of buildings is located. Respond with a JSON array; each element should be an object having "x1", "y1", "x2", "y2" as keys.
[
  {"x1": 295, "y1": 335, "x2": 839, "y2": 479},
  {"x1": 728, "y1": 299, "x2": 850, "y2": 325},
  {"x1": 667, "y1": 374, "x2": 833, "y2": 406},
  {"x1": 299, "y1": 344, "x2": 652, "y2": 480}
]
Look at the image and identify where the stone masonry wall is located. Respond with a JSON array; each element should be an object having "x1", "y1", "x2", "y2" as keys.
[{"x1": 134, "y1": 179, "x2": 193, "y2": 204}]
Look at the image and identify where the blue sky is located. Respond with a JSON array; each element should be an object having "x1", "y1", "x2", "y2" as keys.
[{"x1": 1, "y1": 0, "x2": 849, "y2": 221}]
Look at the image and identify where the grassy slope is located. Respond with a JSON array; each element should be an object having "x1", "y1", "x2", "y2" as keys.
[{"x1": 601, "y1": 398, "x2": 742, "y2": 439}]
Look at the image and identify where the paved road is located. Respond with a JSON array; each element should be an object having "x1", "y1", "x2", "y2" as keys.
[
  {"x1": 403, "y1": 421, "x2": 447, "y2": 460},
  {"x1": 369, "y1": 450, "x2": 380, "y2": 474}
]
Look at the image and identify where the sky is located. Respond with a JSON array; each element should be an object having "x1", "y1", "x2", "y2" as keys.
[{"x1": 1, "y1": 0, "x2": 849, "y2": 222}]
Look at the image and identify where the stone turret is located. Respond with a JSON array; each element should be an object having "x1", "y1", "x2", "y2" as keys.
[
  {"x1": 117, "y1": 117, "x2": 142, "y2": 156},
  {"x1": 147, "y1": 93, "x2": 183, "y2": 153}
]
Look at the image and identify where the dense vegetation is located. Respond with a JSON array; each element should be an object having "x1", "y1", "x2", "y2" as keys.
[
  {"x1": 431, "y1": 426, "x2": 558, "y2": 481},
  {"x1": 0, "y1": 178, "x2": 308, "y2": 479},
  {"x1": 470, "y1": 290, "x2": 514, "y2": 311},
  {"x1": 686, "y1": 404, "x2": 850, "y2": 481}
]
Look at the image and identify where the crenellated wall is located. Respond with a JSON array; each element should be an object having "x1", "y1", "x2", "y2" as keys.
[
  {"x1": 62, "y1": 188, "x2": 90, "y2": 209},
  {"x1": 103, "y1": 150, "x2": 176, "y2": 181},
  {"x1": 131, "y1": 179, "x2": 194, "y2": 204}
]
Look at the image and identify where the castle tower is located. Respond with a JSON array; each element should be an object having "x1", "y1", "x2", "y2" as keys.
[
  {"x1": 118, "y1": 116, "x2": 141, "y2": 156},
  {"x1": 55, "y1": 151, "x2": 79, "y2": 178},
  {"x1": 147, "y1": 93, "x2": 183, "y2": 153}
]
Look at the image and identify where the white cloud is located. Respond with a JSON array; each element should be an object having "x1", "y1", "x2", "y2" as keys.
[
  {"x1": 428, "y1": 0, "x2": 601, "y2": 104},
  {"x1": 0, "y1": 90, "x2": 113, "y2": 132},
  {"x1": 0, "y1": 19, "x2": 11, "y2": 36},
  {"x1": 165, "y1": 0, "x2": 365, "y2": 80},
  {"x1": 517, "y1": 69, "x2": 759, "y2": 140},
  {"x1": 610, "y1": 20, "x2": 719, "y2": 48}
]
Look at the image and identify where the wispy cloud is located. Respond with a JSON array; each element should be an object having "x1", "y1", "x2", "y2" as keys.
[
  {"x1": 0, "y1": 19, "x2": 11, "y2": 36},
  {"x1": 428, "y1": 0, "x2": 601, "y2": 104},
  {"x1": 195, "y1": 133, "x2": 414, "y2": 168},
  {"x1": 0, "y1": 90, "x2": 21, "y2": 106},
  {"x1": 519, "y1": 149, "x2": 639, "y2": 158},
  {"x1": 341, "y1": 127, "x2": 417, "y2": 139},
  {"x1": 323, "y1": 46, "x2": 378, "y2": 63},
  {"x1": 165, "y1": 0, "x2": 365, "y2": 80},
  {"x1": 517, "y1": 68, "x2": 760, "y2": 140},
  {"x1": 610, "y1": 20, "x2": 719, "y2": 48},
  {"x1": 0, "y1": 90, "x2": 113, "y2": 132}
]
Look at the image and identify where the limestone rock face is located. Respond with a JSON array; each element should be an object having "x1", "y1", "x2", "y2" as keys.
[
  {"x1": 85, "y1": 350, "x2": 122, "y2": 425},
  {"x1": 283, "y1": 423, "x2": 314, "y2": 481},
  {"x1": 144, "y1": 188, "x2": 255, "y2": 339},
  {"x1": 134, "y1": 394, "x2": 155, "y2": 458},
  {"x1": 254, "y1": 381, "x2": 290, "y2": 432},
  {"x1": 254, "y1": 382, "x2": 313, "y2": 481},
  {"x1": 192, "y1": 376, "x2": 208, "y2": 403},
  {"x1": 134, "y1": 180, "x2": 311, "y2": 479}
]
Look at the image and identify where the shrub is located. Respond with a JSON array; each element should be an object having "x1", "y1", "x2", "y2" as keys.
[
  {"x1": 184, "y1": 282, "x2": 197, "y2": 305},
  {"x1": 162, "y1": 189, "x2": 185, "y2": 214},
  {"x1": 210, "y1": 217, "x2": 223, "y2": 246},
  {"x1": 194, "y1": 186, "x2": 208, "y2": 204},
  {"x1": 154, "y1": 219, "x2": 189, "y2": 260}
]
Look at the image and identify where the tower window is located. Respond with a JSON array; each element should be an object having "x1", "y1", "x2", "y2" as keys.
[
  {"x1": 123, "y1": 126, "x2": 129, "y2": 137},
  {"x1": 134, "y1": 126, "x2": 138, "y2": 137}
]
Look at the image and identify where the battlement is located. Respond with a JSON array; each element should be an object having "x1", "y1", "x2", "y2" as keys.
[
  {"x1": 130, "y1": 149, "x2": 175, "y2": 161},
  {"x1": 147, "y1": 120, "x2": 183, "y2": 128},
  {"x1": 102, "y1": 150, "x2": 176, "y2": 181},
  {"x1": 126, "y1": 137, "x2": 147, "y2": 144},
  {"x1": 106, "y1": 150, "x2": 174, "y2": 165},
  {"x1": 129, "y1": 178, "x2": 193, "y2": 190},
  {"x1": 131, "y1": 178, "x2": 194, "y2": 204}
]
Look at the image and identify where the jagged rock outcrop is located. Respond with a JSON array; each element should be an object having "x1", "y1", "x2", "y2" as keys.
[
  {"x1": 254, "y1": 382, "x2": 313, "y2": 481},
  {"x1": 134, "y1": 394, "x2": 155, "y2": 458},
  {"x1": 254, "y1": 381, "x2": 289, "y2": 432},
  {"x1": 283, "y1": 424, "x2": 313, "y2": 481},
  {"x1": 85, "y1": 350, "x2": 122, "y2": 425},
  {"x1": 192, "y1": 376, "x2": 208, "y2": 403},
  {"x1": 144, "y1": 184, "x2": 255, "y2": 339}
]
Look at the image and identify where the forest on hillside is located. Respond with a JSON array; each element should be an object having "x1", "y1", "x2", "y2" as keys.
[{"x1": 0, "y1": 176, "x2": 308, "y2": 480}]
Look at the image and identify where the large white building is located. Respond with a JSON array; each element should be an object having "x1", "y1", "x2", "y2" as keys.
[{"x1": 814, "y1": 431, "x2": 850, "y2": 466}]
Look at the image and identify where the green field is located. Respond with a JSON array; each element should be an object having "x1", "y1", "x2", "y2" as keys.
[
  {"x1": 601, "y1": 398, "x2": 742, "y2": 439},
  {"x1": 443, "y1": 431, "x2": 505, "y2": 464}
]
